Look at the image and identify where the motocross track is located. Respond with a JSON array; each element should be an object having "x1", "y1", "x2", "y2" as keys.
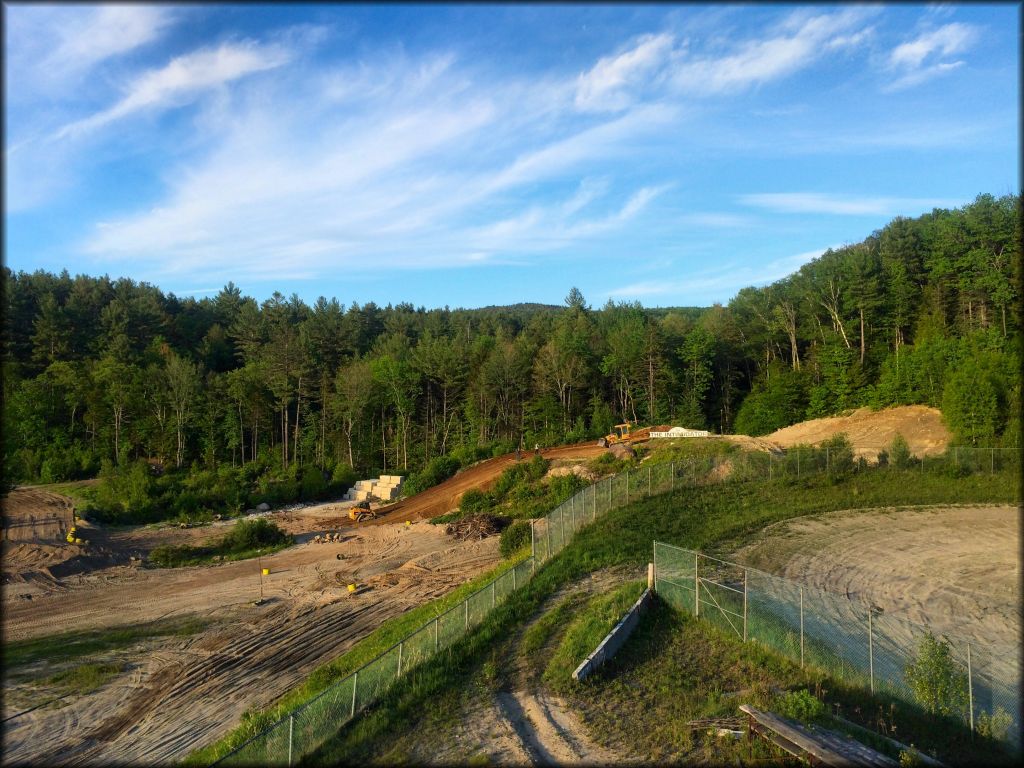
[
  {"x1": 0, "y1": 443, "x2": 606, "y2": 766},
  {"x1": 373, "y1": 443, "x2": 608, "y2": 522}
]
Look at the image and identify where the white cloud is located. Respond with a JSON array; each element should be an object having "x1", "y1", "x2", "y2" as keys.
[
  {"x1": 739, "y1": 192, "x2": 963, "y2": 216},
  {"x1": 6, "y1": 5, "x2": 176, "y2": 95},
  {"x1": 56, "y1": 41, "x2": 291, "y2": 139},
  {"x1": 889, "y1": 23, "x2": 976, "y2": 69},
  {"x1": 575, "y1": 33, "x2": 674, "y2": 112},
  {"x1": 884, "y1": 22, "x2": 978, "y2": 91},
  {"x1": 669, "y1": 8, "x2": 875, "y2": 94},
  {"x1": 608, "y1": 247, "x2": 830, "y2": 300}
]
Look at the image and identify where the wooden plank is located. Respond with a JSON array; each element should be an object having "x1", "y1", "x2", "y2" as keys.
[{"x1": 739, "y1": 705, "x2": 898, "y2": 768}]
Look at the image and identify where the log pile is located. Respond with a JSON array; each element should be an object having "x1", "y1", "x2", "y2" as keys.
[{"x1": 444, "y1": 514, "x2": 508, "y2": 541}]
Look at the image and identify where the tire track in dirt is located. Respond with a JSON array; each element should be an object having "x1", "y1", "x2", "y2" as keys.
[{"x1": 489, "y1": 569, "x2": 635, "y2": 766}]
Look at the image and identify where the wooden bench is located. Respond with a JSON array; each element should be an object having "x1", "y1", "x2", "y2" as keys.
[{"x1": 739, "y1": 704, "x2": 899, "y2": 767}]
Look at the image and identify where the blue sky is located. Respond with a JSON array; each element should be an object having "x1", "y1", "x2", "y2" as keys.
[{"x1": 4, "y1": 3, "x2": 1019, "y2": 309}]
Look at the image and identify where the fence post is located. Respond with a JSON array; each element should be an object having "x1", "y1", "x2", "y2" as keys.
[
  {"x1": 967, "y1": 642, "x2": 974, "y2": 736},
  {"x1": 868, "y1": 606, "x2": 874, "y2": 694},
  {"x1": 648, "y1": 465, "x2": 652, "y2": 495},
  {"x1": 465, "y1": 598, "x2": 469, "y2": 630},
  {"x1": 955, "y1": 447, "x2": 959, "y2": 468},
  {"x1": 826, "y1": 447, "x2": 830, "y2": 474},
  {"x1": 991, "y1": 448, "x2": 995, "y2": 474},
  {"x1": 671, "y1": 461, "x2": 675, "y2": 490},
  {"x1": 797, "y1": 449, "x2": 800, "y2": 479},
  {"x1": 571, "y1": 495, "x2": 576, "y2": 531},
  {"x1": 592, "y1": 484, "x2": 596, "y2": 522},
  {"x1": 351, "y1": 671, "x2": 358, "y2": 718},
  {"x1": 398, "y1": 641, "x2": 404, "y2": 677},
  {"x1": 288, "y1": 713, "x2": 294, "y2": 767},
  {"x1": 694, "y1": 552, "x2": 700, "y2": 618},
  {"x1": 434, "y1": 617, "x2": 439, "y2": 652},
  {"x1": 546, "y1": 515, "x2": 551, "y2": 558},
  {"x1": 742, "y1": 568, "x2": 748, "y2": 642},
  {"x1": 652, "y1": 541, "x2": 657, "y2": 592},
  {"x1": 626, "y1": 470, "x2": 630, "y2": 503},
  {"x1": 799, "y1": 586, "x2": 804, "y2": 669},
  {"x1": 512, "y1": 564, "x2": 517, "y2": 591},
  {"x1": 491, "y1": 580, "x2": 496, "y2": 608},
  {"x1": 531, "y1": 520, "x2": 535, "y2": 560},
  {"x1": 768, "y1": 452, "x2": 772, "y2": 481}
]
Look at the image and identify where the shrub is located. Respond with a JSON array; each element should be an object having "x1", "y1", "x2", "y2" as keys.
[
  {"x1": 904, "y1": 632, "x2": 968, "y2": 718},
  {"x1": 459, "y1": 488, "x2": 492, "y2": 515},
  {"x1": 499, "y1": 520, "x2": 532, "y2": 558},
  {"x1": 975, "y1": 707, "x2": 1013, "y2": 741},
  {"x1": 777, "y1": 688, "x2": 825, "y2": 723},
  {"x1": 221, "y1": 518, "x2": 290, "y2": 551},
  {"x1": 889, "y1": 433, "x2": 914, "y2": 469},
  {"x1": 822, "y1": 433, "x2": 854, "y2": 474},
  {"x1": 299, "y1": 464, "x2": 327, "y2": 500},
  {"x1": 403, "y1": 456, "x2": 459, "y2": 496}
]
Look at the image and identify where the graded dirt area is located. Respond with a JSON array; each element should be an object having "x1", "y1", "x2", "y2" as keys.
[
  {"x1": 730, "y1": 504, "x2": 1020, "y2": 654},
  {"x1": 767, "y1": 405, "x2": 950, "y2": 460},
  {"x1": 1, "y1": 442, "x2": 607, "y2": 766}
]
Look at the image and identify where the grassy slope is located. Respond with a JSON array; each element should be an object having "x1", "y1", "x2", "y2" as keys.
[{"x1": 303, "y1": 465, "x2": 1017, "y2": 765}]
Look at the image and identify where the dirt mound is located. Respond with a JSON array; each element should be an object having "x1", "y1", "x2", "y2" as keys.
[
  {"x1": 765, "y1": 405, "x2": 950, "y2": 460},
  {"x1": 373, "y1": 442, "x2": 607, "y2": 522}
]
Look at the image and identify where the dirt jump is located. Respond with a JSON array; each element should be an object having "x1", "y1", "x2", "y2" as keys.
[{"x1": 0, "y1": 441, "x2": 607, "y2": 766}]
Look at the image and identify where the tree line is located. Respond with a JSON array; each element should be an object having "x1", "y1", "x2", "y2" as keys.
[{"x1": 2, "y1": 193, "x2": 1018, "y2": 514}]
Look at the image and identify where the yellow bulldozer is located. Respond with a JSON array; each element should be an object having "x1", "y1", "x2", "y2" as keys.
[
  {"x1": 348, "y1": 501, "x2": 379, "y2": 523},
  {"x1": 598, "y1": 422, "x2": 651, "y2": 448}
]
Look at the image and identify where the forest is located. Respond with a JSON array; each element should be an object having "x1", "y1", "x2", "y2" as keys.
[{"x1": 2, "y1": 193, "x2": 1019, "y2": 522}]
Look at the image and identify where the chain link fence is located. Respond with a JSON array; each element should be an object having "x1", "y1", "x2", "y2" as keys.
[
  {"x1": 653, "y1": 541, "x2": 1020, "y2": 750},
  {"x1": 210, "y1": 443, "x2": 1018, "y2": 764}
]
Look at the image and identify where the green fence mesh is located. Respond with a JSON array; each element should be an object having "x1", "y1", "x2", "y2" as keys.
[{"x1": 654, "y1": 541, "x2": 1020, "y2": 750}]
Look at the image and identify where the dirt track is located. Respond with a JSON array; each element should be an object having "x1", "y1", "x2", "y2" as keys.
[
  {"x1": 1, "y1": 443, "x2": 607, "y2": 766},
  {"x1": 731, "y1": 504, "x2": 1020, "y2": 656},
  {"x1": 374, "y1": 443, "x2": 608, "y2": 522}
]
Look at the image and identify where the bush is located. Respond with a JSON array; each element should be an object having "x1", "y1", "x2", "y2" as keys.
[
  {"x1": 403, "y1": 456, "x2": 459, "y2": 496},
  {"x1": 904, "y1": 632, "x2": 968, "y2": 718},
  {"x1": 889, "y1": 433, "x2": 914, "y2": 469},
  {"x1": 822, "y1": 432, "x2": 854, "y2": 474},
  {"x1": 459, "y1": 488, "x2": 492, "y2": 516},
  {"x1": 975, "y1": 707, "x2": 1013, "y2": 741},
  {"x1": 222, "y1": 518, "x2": 290, "y2": 551},
  {"x1": 299, "y1": 464, "x2": 328, "y2": 500},
  {"x1": 499, "y1": 520, "x2": 532, "y2": 558},
  {"x1": 777, "y1": 688, "x2": 825, "y2": 723}
]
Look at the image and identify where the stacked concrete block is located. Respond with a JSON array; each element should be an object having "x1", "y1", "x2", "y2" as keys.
[
  {"x1": 343, "y1": 475, "x2": 404, "y2": 502},
  {"x1": 373, "y1": 475, "x2": 404, "y2": 501}
]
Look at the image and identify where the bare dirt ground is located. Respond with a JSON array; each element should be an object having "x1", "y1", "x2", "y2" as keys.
[
  {"x1": 731, "y1": 405, "x2": 951, "y2": 461},
  {"x1": 730, "y1": 504, "x2": 1020, "y2": 658},
  {"x1": 1, "y1": 442, "x2": 607, "y2": 766}
]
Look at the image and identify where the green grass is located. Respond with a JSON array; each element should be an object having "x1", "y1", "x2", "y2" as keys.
[
  {"x1": 564, "y1": 597, "x2": 1016, "y2": 765},
  {"x1": 5, "y1": 616, "x2": 208, "y2": 670},
  {"x1": 543, "y1": 580, "x2": 646, "y2": 689},
  {"x1": 148, "y1": 517, "x2": 293, "y2": 567},
  {"x1": 520, "y1": 593, "x2": 585, "y2": 656},
  {"x1": 183, "y1": 552, "x2": 529, "y2": 767},
  {"x1": 45, "y1": 662, "x2": 124, "y2": 695},
  {"x1": 295, "y1": 463, "x2": 1016, "y2": 766}
]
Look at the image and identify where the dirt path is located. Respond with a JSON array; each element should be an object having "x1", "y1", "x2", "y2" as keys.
[{"x1": 490, "y1": 570, "x2": 632, "y2": 766}]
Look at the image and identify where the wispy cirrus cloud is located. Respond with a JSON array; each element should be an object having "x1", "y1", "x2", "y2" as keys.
[
  {"x1": 574, "y1": 32, "x2": 674, "y2": 112},
  {"x1": 739, "y1": 192, "x2": 964, "y2": 216},
  {"x1": 607, "y1": 247, "x2": 833, "y2": 301},
  {"x1": 55, "y1": 41, "x2": 292, "y2": 140},
  {"x1": 884, "y1": 22, "x2": 979, "y2": 91}
]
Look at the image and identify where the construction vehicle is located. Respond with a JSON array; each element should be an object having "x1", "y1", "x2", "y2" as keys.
[
  {"x1": 348, "y1": 501, "x2": 379, "y2": 523},
  {"x1": 598, "y1": 422, "x2": 651, "y2": 448}
]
